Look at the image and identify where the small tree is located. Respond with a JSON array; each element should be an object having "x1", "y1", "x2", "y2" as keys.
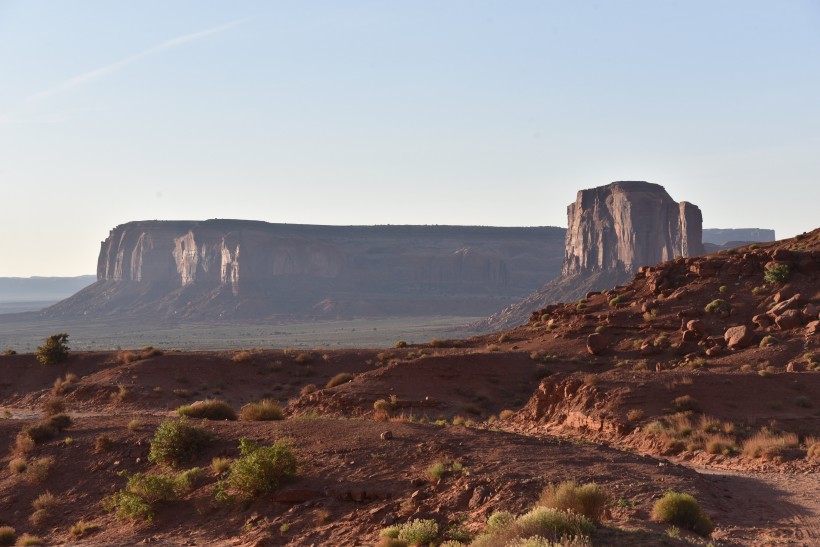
[{"x1": 35, "y1": 333, "x2": 70, "y2": 366}]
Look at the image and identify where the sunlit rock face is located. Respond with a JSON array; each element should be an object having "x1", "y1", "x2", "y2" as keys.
[
  {"x1": 562, "y1": 181, "x2": 704, "y2": 276},
  {"x1": 51, "y1": 220, "x2": 566, "y2": 320}
]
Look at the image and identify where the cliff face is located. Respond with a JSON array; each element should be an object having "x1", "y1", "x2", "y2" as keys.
[
  {"x1": 49, "y1": 220, "x2": 566, "y2": 321},
  {"x1": 562, "y1": 181, "x2": 703, "y2": 276},
  {"x1": 483, "y1": 182, "x2": 704, "y2": 330}
]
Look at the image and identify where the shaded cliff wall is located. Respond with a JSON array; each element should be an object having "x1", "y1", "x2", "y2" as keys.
[
  {"x1": 49, "y1": 220, "x2": 566, "y2": 320},
  {"x1": 562, "y1": 181, "x2": 703, "y2": 276}
]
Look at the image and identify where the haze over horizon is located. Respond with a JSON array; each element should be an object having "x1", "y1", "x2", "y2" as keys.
[{"x1": 2, "y1": 1, "x2": 819, "y2": 277}]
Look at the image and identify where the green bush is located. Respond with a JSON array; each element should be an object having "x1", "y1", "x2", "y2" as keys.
[
  {"x1": 35, "y1": 333, "x2": 70, "y2": 365},
  {"x1": 652, "y1": 491, "x2": 713, "y2": 536},
  {"x1": 381, "y1": 519, "x2": 439, "y2": 546},
  {"x1": 764, "y1": 263, "x2": 790, "y2": 285},
  {"x1": 240, "y1": 399, "x2": 284, "y2": 421},
  {"x1": 538, "y1": 481, "x2": 609, "y2": 522},
  {"x1": 225, "y1": 438, "x2": 297, "y2": 499},
  {"x1": 704, "y1": 299, "x2": 729, "y2": 314},
  {"x1": 148, "y1": 418, "x2": 213, "y2": 467},
  {"x1": 608, "y1": 295, "x2": 624, "y2": 307},
  {"x1": 395, "y1": 340, "x2": 408, "y2": 348},
  {"x1": 177, "y1": 399, "x2": 237, "y2": 421},
  {"x1": 103, "y1": 490, "x2": 154, "y2": 522}
]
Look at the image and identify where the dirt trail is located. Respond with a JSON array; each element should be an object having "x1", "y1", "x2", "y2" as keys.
[{"x1": 691, "y1": 465, "x2": 820, "y2": 546}]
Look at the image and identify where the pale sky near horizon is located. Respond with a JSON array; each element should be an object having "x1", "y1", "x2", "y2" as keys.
[{"x1": 1, "y1": 1, "x2": 819, "y2": 277}]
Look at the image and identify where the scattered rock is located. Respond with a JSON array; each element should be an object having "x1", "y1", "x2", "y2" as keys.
[
  {"x1": 805, "y1": 320, "x2": 820, "y2": 336},
  {"x1": 769, "y1": 294, "x2": 803, "y2": 317},
  {"x1": 380, "y1": 431, "x2": 393, "y2": 441},
  {"x1": 753, "y1": 314, "x2": 773, "y2": 329},
  {"x1": 681, "y1": 330, "x2": 700, "y2": 343},
  {"x1": 775, "y1": 309, "x2": 803, "y2": 330},
  {"x1": 469, "y1": 486, "x2": 487, "y2": 509}
]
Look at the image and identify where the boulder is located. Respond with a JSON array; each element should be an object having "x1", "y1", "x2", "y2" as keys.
[
  {"x1": 681, "y1": 330, "x2": 700, "y2": 343},
  {"x1": 801, "y1": 303, "x2": 819, "y2": 322},
  {"x1": 775, "y1": 309, "x2": 803, "y2": 330},
  {"x1": 724, "y1": 325, "x2": 754, "y2": 349},
  {"x1": 769, "y1": 294, "x2": 803, "y2": 317},
  {"x1": 686, "y1": 320, "x2": 707, "y2": 335},
  {"x1": 586, "y1": 333, "x2": 608, "y2": 355},
  {"x1": 805, "y1": 320, "x2": 820, "y2": 336},
  {"x1": 752, "y1": 314, "x2": 773, "y2": 329}
]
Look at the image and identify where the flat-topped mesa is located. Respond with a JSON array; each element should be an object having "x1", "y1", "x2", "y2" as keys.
[{"x1": 562, "y1": 181, "x2": 704, "y2": 277}]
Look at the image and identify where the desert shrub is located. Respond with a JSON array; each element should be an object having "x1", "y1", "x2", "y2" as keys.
[
  {"x1": 806, "y1": 437, "x2": 820, "y2": 460},
  {"x1": 705, "y1": 436, "x2": 735, "y2": 455},
  {"x1": 704, "y1": 299, "x2": 729, "y2": 314},
  {"x1": 506, "y1": 506, "x2": 592, "y2": 543},
  {"x1": 35, "y1": 333, "x2": 69, "y2": 365},
  {"x1": 395, "y1": 340, "x2": 408, "y2": 348},
  {"x1": 373, "y1": 398, "x2": 395, "y2": 421},
  {"x1": 42, "y1": 396, "x2": 65, "y2": 416},
  {"x1": 148, "y1": 418, "x2": 213, "y2": 467},
  {"x1": 538, "y1": 481, "x2": 609, "y2": 522},
  {"x1": 212, "y1": 457, "x2": 232, "y2": 474},
  {"x1": 608, "y1": 295, "x2": 624, "y2": 307},
  {"x1": 651, "y1": 491, "x2": 713, "y2": 536},
  {"x1": 0, "y1": 527, "x2": 14, "y2": 547},
  {"x1": 627, "y1": 409, "x2": 645, "y2": 422},
  {"x1": 300, "y1": 384, "x2": 318, "y2": 396},
  {"x1": 653, "y1": 334, "x2": 669, "y2": 348},
  {"x1": 15, "y1": 534, "x2": 42, "y2": 546},
  {"x1": 23, "y1": 456, "x2": 54, "y2": 484},
  {"x1": 742, "y1": 430, "x2": 799, "y2": 460},
  {"x1": 177, "y1": 399, "x2": 237, "y2": 421},
  {"x1": 31, "y1": 491, "x2": 56, "y2": 512},
  {"x1": 128, "y1": 419, "x2": 141, "y2": 432},
  {"x1": 326, "y1": 373, "x2": 354, "y2": 388},
  {"x1": 17, "y1": 414, "x2": 72, "y2": 449},
  {"x1": 69, "y1": 520, "x2": 100, "y2": 538},
  {"x1": 294, "y1": 353, "x2": 312, "y2": 364},
  {"x1": 486, "y1": 511, "x2": 516, "y2": 533},
  {"x1": 52, "y1": 373, "x2": 77, "y2": 395},
  {"x1": 103, "y1": 490, "x2": 154, "y2": 522},
  {"x1": 672, "y1": 395, "x2": 700, "y2": 412},
  {"x1": 115, "y1": 351, "x2": 138, "y2": 364},
  {"x1": 232, "y1": 350, "x2": 252, "y2": 363},
  {"x1": 426, "y1": 462, "x2": 447, "y2": 482},
  {"x1": 95, "y1": 434, "x2": 114, "y2": 453},
  {"x1": 2, "y1": 349, "x2": 16, "y2": 356},
  {"x1": 225, "y1": 438, "x2": 297, "y2": 499},
  {"x1": 764, "y1": 263, "x2": 790, "y2": 285},
  {"x1": 381, "y1": 519, "x2": 438, "y2": 546},
  {"x1": 240, "y1": 399, "x2": 284, "y2": 421},
  {"x1": 140, "y1": 346, "x2": 163, "y2": 359},
  {"x1": 759, "y1": 335, "x2": 778, "y2": 348},
  {"x1": 719, "y1": 285, "x2": 728, "y2": 293},
  {"x1": 499, "y1": 409, "x2": 515, "y2": 420},
  {"x1": 9, "y1": 457, "x2": 26, "y2": 474}
]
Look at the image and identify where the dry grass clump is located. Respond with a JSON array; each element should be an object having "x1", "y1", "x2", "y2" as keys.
[
  {"x1": 16, "y1": 414, "x2": 72, "y2": 453},
  {"x1": 379, "y1": 518, "x2": 439, "y2": 546},
  {"x1": 23, "y1": 456, "x2": 55, "y2": 485},
  {"x1": 41, "y1": 396, "x2": 65, "y2": 416},
  {"x1": 648, "y1": 413, "x2": 737, "y2": 455},
  {"x1": 0, "y1": 527, "x2": 15, "y2": 546},
  {"x1": 538, "y1": 481, "x2": 609, "y2": 522},
  {"x1": 626, "y1": 409, "x2": 645, "y2": 422},
  {"x1": 51, "y1": 372, "x2": 78, "y2": 395},
  {"x1": 177, "y1": 399, "x2": 237, "y2": 421},
  {"x1": 672, "y1": 395, "x2": 700, "y2": 412},
  {"x1": 742, "y1": 430, "x2": 799, "y2": 460},
  {"x1": 115, "y1": 346, "x2": 163, "y2": 364},
  {"x1": 805, "y1": 436, "x2": 820, "y2": 460},
  {"x1": 300, "y1": 384, "x2": 318, "y2": 396},
  {"x1": 9, "y1": 457, "x2": 27, "y2": 474},
  {"x1": 326, "y1": 373, "x2": 354, "y2": 388},
  {"x1": 294, "y1": 353, "x2": 312, "y2": 364},
  {"x1": 232, "y1": 350, "x2": 253, "y2": 363},
  {"x1": 15, "y1": 533, "x2": 42, "y2": 546},
  {"x1": 212, "y1": 457, "x2": 232, "y2": 474},
  {"x1": 471, "y1": 506, "x2": 593, "y2": 546},
  {"x1": 499, "y1": 409, "x2": 515, "y2": 420},
  {"x1": 95, "y1": 434, "x2": 114, "y2": 453},
  {"x1": 651, "y1": 491, "x2": 713, "y2": 536},
  {"x1": 69, "y1": 520, "x2": 100, "y2": 538},
  {"x1": 29, "y1": 491, "x2": 57, "y2": 526},
  {"x1": 240, "y1": 399, "x2": 284, "y2": 421},
  {"x1": 373, "y1": 397, "x2": 397, "y2": 421}
]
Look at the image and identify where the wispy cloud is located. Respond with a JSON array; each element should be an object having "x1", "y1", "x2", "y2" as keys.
[{"x1": 27, "y1": 19, "x2": 246, "y2": 102}]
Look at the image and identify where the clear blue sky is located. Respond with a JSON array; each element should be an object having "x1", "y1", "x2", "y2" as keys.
[{"x1": 1, "y1": 1, "x2": 818, "y2": 276}]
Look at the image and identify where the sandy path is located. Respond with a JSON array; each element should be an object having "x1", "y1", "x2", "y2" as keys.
[{"x1": 693, "y1": 466, "x2": 820, "y2": 546}]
